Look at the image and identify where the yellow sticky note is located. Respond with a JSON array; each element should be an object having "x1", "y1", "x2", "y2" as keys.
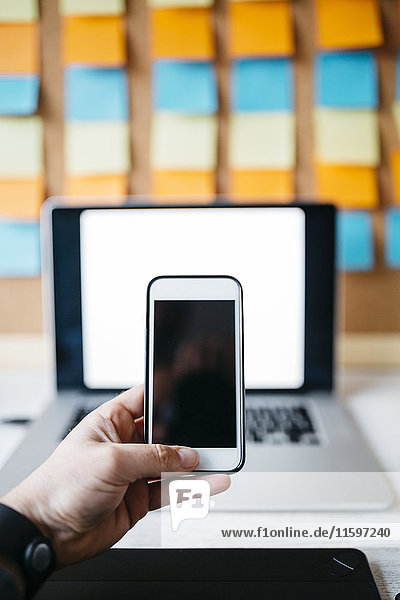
[
  {"x1": 0, "y1": 24, "x2": 38, "y2": 73},
  {"x1": 230, "y1": 113, "x2": 295, "y2": 169},
  {"x1": 151, "y1": 113, "x2": 217, "y2": 169},
  {"x1": 151, "y1": 8, "x2": 214, "y2": 59},
  {"x1": 315, "y1": 163, "x2": 378, "y2": 209},
  {"x1": 0, "y1": 0, "x2": 38, "y2": 21},
  {"x1": 0, "y1": 117, "x2": 43, "y2": 177},
  {"x1": 390, "y1": 149, "x2": 400, "y2": 205},
  {"x1": 314, "y1": 108, "x2": 379, "y2": 165},
  {"x1": 65, "y1": 121, "x2": 130, "y2": 175},
  {"x1": 60, "y1": 0, "x2": 125, "y2": 15},
  {"x1": 63, "y1": 16, "x2": 126, "y2": 65},
  {"x1": 0, "y1": 177, "x2": 43, "y2": 219},
  {"x1": 230, "y1": 2, "x2": 294, "y2": 57},
  {"x1": 152, "y1": 170, "x2": 215, "y2": 196},
  {"x1": 65, "y1": 174, "x2": 128, "y2": 196},
  {"x1": 230, "y1": 169, "x2": 293, "y2": 200},
  {"x1": 316, "y1": 0, "x2": 383, "y2": 49},
  {"x1": 149, "y1": 0, "x2": 213, "y2": 6}
]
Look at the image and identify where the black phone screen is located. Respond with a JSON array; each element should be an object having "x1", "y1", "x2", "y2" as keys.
[{"x1": 152, "y1": 300, "x2": 237, "y2": 448}]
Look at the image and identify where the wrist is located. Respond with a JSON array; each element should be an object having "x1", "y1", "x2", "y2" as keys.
[
  {"x1": 0, "y1": 501, "x2": 56, "y2": 597},
  {"x1": 1, "y1": 489, "x2": 54, "y2": 546}
]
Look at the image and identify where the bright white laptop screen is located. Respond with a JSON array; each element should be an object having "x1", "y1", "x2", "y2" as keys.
[{"x1": 80, "y1": 207, "x2": 305, "y2": 390}]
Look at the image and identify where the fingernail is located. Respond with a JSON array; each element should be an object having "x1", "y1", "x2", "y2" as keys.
[{"x1": 177, "y1": 447, "x2": 199, "y2": 468}]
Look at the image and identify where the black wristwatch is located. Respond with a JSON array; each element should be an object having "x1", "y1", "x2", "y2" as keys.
[{"x1": 0, "y1": 503, "x2": 56, "y2": 598}]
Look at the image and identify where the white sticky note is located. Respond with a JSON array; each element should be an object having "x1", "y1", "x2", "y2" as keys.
[
  {"x1": 65, "y1": 121, "x2": 130, "y2": 176},
  {"x1": 314, "y1": 108, "x2": 379, "y2": 165},
  {"x1": 60, "y1": 0, "x2": 125, "y2": 15},
  {"x1": 0, "y1": 117, "x2": 43, "y2": 177},
  {"x1": 229, "y1": 112, "x2": 295, "y2": 169},
  {"x1": 0, "y1": 0, "x2": 38, "y2": 22},
  {"x1": 151, "y1": 113, "x2": 217, "y2": 169}
]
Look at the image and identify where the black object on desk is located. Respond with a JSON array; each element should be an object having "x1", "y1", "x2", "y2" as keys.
[
  {"x1": 36, "y1": 548, "x2": 382, "y2": 600},
  {"x1": 0, "y1": 417, "x2": 32, "y2": 425}
]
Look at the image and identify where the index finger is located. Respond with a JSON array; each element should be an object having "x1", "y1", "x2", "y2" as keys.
[
  {"x1": 94, "y1": 383, "x2": 144, "y2": 427},
  {"x1": 112, "y1": 383, "x2": 144, "y2": 419},
  {"x1": 75, "y1": 385, "x2": 144, "y2": 445}
]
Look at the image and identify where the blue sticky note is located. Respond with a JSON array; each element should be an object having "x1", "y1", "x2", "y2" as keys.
[
  {"x1": 0, "y1": 76, "x2": 39, "y2": 115},
  {"x1": 65, "y1": 66, "x2": 129, "y2": 120},
  {"x1": 153, "y1": 61, "x2": 217, "y2": 114},
  {"x1": 231, "y1": 58, "x2": 293, "y2": 112},
  {"x1": 385, "y1": 209, "x2": 400, "y2": 268},
  {"x1": 315, "y1": 52, "x2": 377, "y2": 108},
  {"x1": 0, "y1": 222, "x2": 40, "y2": 277},
  {"x1": 336, "y1": 211, "x2": 374, "y2": 271}
]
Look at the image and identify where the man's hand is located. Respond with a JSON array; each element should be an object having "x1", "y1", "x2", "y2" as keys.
[{"x1": 1, "y1": 385, "x2": 230, "y2": 566}]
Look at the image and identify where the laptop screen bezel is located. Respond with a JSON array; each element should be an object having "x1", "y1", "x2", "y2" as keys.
[{"x1": 44, "y1": 202, "x2": 336, "y2": 394}]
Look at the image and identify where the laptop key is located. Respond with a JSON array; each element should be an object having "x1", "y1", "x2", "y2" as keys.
[{"x1": 246, "y1": 405, "x2": 321, "y2": 445}]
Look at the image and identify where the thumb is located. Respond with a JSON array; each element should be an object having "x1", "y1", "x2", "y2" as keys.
[{"x1": 109, "y1": 443, "x2": 199, "y2": 481}]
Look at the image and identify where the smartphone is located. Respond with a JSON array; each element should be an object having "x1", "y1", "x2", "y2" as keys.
[{"x1": 145, "y1": 275, "x2": 245, "y2": 472}]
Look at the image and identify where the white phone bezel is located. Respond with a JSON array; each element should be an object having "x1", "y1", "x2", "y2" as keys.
[{"x1": 146, "y1": 276, "x2": 244, "y2": 472}]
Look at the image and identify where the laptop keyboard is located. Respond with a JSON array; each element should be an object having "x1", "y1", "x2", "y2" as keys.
[
  {"x1": 246, "y1": 404, "x2": 321, "y2": 445},
  {"x1": 64, "y1": 404, "x2": 321, "y2": 446},
  {"x1": 61, "y1": 407, "x2": 93, "y2": 440}
]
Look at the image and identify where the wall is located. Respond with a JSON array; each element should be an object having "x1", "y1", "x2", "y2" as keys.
[{"x1": 0, "y1": 0, "x2": 399, "y2": 334}]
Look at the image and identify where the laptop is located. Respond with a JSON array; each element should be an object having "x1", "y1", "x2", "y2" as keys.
[{"x1": 0, "y1": 200, "x2": 393, "y2": 510}]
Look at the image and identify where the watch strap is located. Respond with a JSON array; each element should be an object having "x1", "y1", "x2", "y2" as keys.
[{"x1": 0, "y1": 503, "x2": 55, "y2": 598}]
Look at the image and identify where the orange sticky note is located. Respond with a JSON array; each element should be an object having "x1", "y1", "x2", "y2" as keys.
[
  {"x1": 151, "y1": 8, "x2": 214, "y2": 59},
  {"x1": 230, "y1": 169, "x2": 294, "y2": 200},
  {"x1": 0, "y1": 24, "x2": 38, "y2": 73},
  {"x1": 316, "y1": 0, "x2": 383, "y2": 49},
  {"x1": 391, "y1": 149, "x2": 400, "y2": 205},
  {"x1": 152, "y1": 170, "x2": 215, "y2": 198},
  {"x1": 315, "y1": 163, "x2": 378, "y2": 209},
  {"x1": 0, "y1": 178, "x2": 43, "y2": 219},
  {"x1": 63, "y1": 16, "x2": 126, "y2": 65},
  {"x1": 65, "y1": 174, "x2": 128, "y2": 197},
  {"x1": 230, "y1": 2, "x2": 294, "y2": 57}
]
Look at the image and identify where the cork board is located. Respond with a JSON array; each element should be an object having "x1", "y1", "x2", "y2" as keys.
[{"x1": 0, "y1": 0, "x2": 400, "y2": 334}]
